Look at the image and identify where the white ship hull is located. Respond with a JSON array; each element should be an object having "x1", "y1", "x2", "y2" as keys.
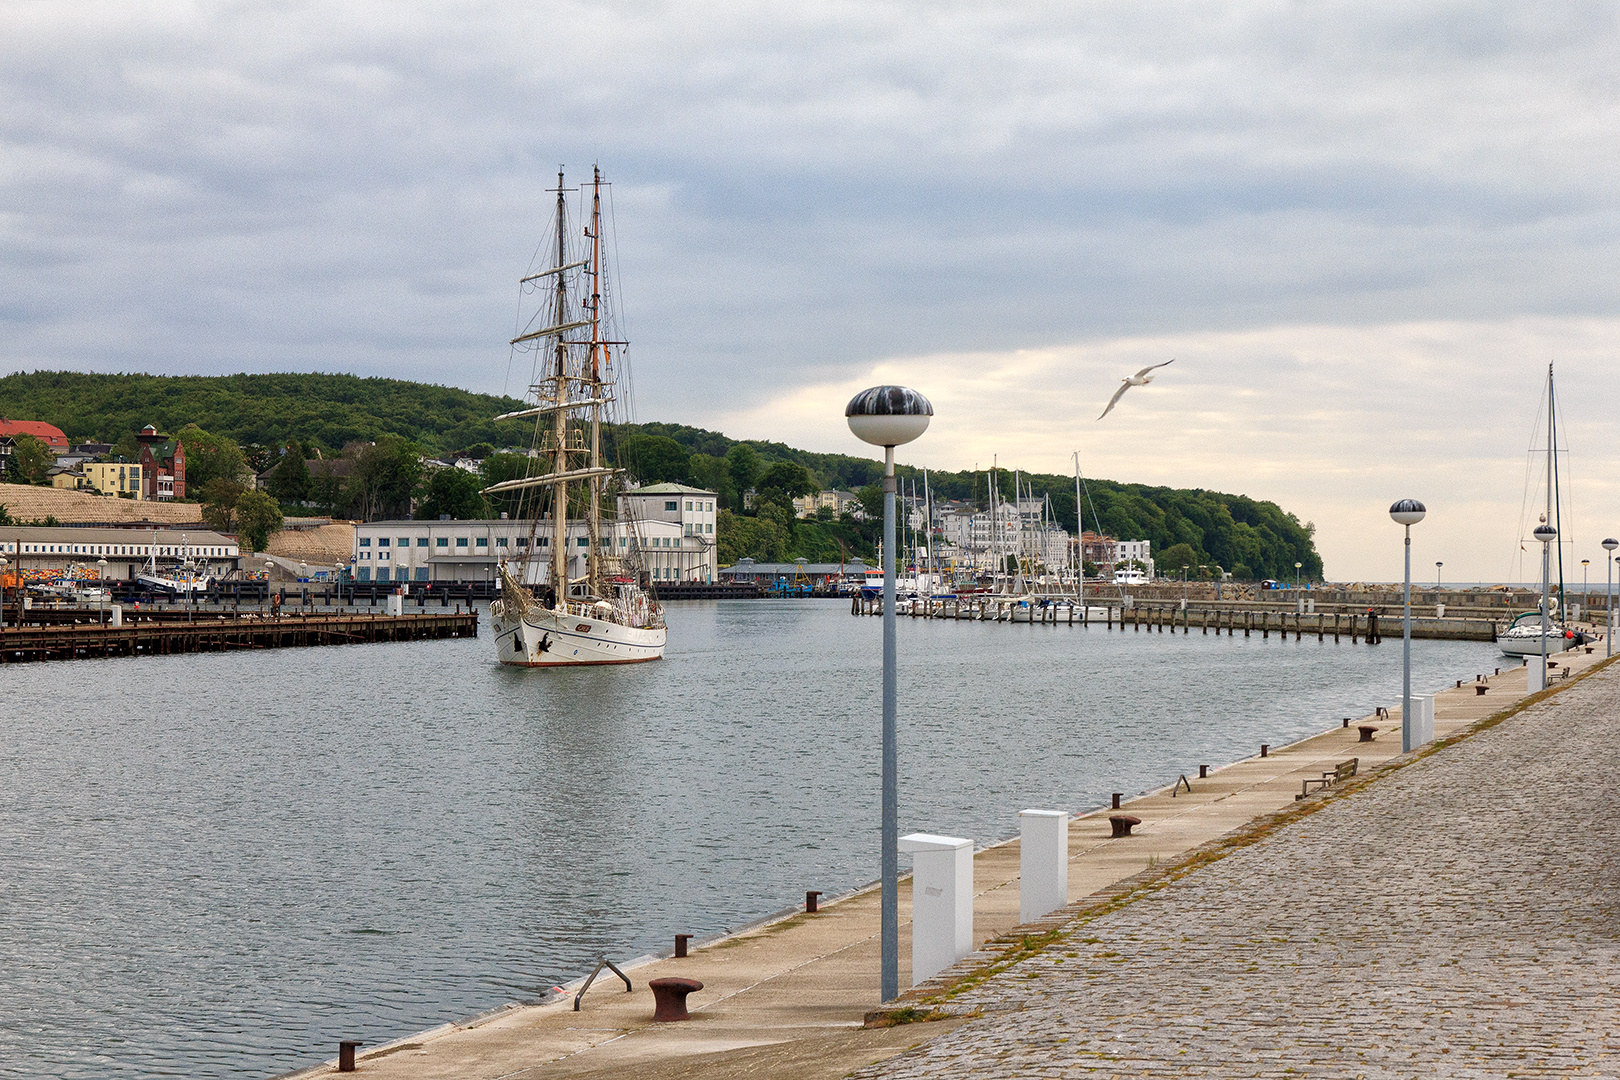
[
  {"x1": 492, "y1": 603, "x2": 666, "y2": 667},
  {"x1": 1498, "y1": 626, "x2": 1574, "y2": 658}
]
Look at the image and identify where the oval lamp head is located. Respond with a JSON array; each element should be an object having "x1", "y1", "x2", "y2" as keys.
[
  {"x1": 1604, "y1": 538, "x2": 1619, "y2": 552},
  {"x1": 846, "y1": 386, "x2": 933, "y2": 447},
  {"x1": 1533, "y1": 524, "x2": 1557, "y2": 544},
  {"x1": 1389, "y1": 499, "x2": 1426, "y2": 526}
]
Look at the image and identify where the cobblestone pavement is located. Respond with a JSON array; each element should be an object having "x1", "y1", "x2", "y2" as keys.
[{"x1": 857, "y1": 665, "x2": 1620, "y2": 1079}]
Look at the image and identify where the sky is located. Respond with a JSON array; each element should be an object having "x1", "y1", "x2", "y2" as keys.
[{"x1": 5, "y1": 0, "x2": 1620, "y2": 581}]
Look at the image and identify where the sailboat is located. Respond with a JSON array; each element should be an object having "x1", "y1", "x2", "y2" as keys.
[
  {"x1": 1499, "y1": 364, "x2": 1588, "y2": 658},
  {"x1": 487, "y1": 168, "x2": 667, "y2": 667},
  {"x1": 136, "y1": 531, "x2": 210, "y2": 594}
]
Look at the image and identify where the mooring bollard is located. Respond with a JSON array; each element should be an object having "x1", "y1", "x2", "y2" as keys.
[
  {"x1": 1198, "y1": 764, "x2": 1209, "y2": 778},
  {"x1": 1111, "y1": 792, "x2": 1122, "y2": 810},
  {"x1": 805, "y1": 890, "x2": 822, "y2": 913},
  {"x1": 674, "y1": 934, "x2": 692, "y2": 958},
  {"x1": 1260, "y1": 744, "x2": 1269, "y2": 757},
  {"x1": 1018, "y1": 810, "x2": 1069, "y2": 924},
  {"x1": 338, "y1": 1040, "x2": 363, "y2": 1072},
  {"x1": 649, "y1": 977, "x2": 704, "y2": 1022},
  {"x1": 898, "y1": 833, "x2": 974, "y2": 985}
]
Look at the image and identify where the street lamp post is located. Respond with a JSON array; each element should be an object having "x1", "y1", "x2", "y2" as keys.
[
  {"x1": 1390, "y1": 500, "x2": 1426, "y2": 752},
  {"x1": 1534, "y1": 523, "x2": 1557, "y2": 687},
  {"x1": 1604, "y1": 539, "x2": 1619, "y2": 657},
  {"x1": 1581, "y1": 559, "x2": 1590, "y2": 624},
  {"x1": 847, "y1": 384, "x2": 932, "y2": 1004},
  {"x1": 97, "y1": 557, "x2": 108, "y2": 625},
  {"x1": 0, "y1": 554, "x2": 7, "y2": 637},
  {"x1": 1181, "y1": 565, "x2": 1189, "y2": 609},
  {"x1": 1435, "y1": 561, "x2": 1443, "y2": 590}
]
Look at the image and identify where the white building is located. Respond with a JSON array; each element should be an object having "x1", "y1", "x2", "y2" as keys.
[
  {"x1": 1114, "y1": 539, "x2": 1154, "y2": 578},
  {"x1": 0, "y1": 527, "x2": 240, "y2": 580},
  {"x1": 350, "y1": 484, "x2": 720, "y2": 585}
]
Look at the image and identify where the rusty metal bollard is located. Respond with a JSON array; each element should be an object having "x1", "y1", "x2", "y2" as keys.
[
  {"x1": 338, "y1": 1040, "x2": 363, "y2": 1072},
  {"x1": 1260, "y1": 744, "x2": 1269, "y2": 757},
  {"x1": 1111, "y1": 792, "x2": 1122, "y2": 810},
  {"x1": 674, "y1": 934, "x2": 692, "y2": 958},
  {"x1": 805, "y1": 890, "x2": 823, "y2": 913},
  {"x1": 649, "y1": 977, "x2": 704, "y2": 1022}
]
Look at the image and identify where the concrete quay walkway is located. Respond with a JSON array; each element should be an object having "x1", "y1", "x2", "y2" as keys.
[
  {"x1": 858, "y1": 655, "x2": 1620, "y2": 1079},
  {"x1": 284, "y1": 641, "x2": 1610, "y2": 1080}
]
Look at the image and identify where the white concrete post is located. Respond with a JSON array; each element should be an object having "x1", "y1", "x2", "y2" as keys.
[
  {"x1": 1435, "y1": 603, "x2": 1445, "y2": 618},
  {"x1": 386, "y1": 592, "x2": 404, "y2": 616},
  {"x1": 1018, "y1": 810, "x2": 1069, "y2": 924},
  {"x1": 109, "y1": 604, "x2": 122, "y2": 628},
  {"x1": 1527, "y1": 658, "x2": 1546, "y2": 693},
  {"x1": 899, "y1": 833, "x2": 973, "y2": 986},
  {"x1": 1410, "y1": 693, "x2": 1435, "y2": 747}
]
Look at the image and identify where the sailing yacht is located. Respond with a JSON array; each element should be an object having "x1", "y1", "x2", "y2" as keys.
[
  {"x1": 487, "y1": 168, "x2": 667, "y2": 667},
  {"x1": 1499, "y1": 364, "x2": 1588, "y2": 658}
]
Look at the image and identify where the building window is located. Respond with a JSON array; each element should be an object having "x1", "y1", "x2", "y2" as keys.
[
  {"x1": 398, "y1": 538, "x2": 411, "y2": 547},
  {"x1": 359, "y1": 538, "x2": 370, "y2": 547},
  {"x1": 707, "y1": 502, "x2": 713, "y2": 512},
  {"x1": 375, "y1": 568, "x2": 389, "y2": 581},
  {"x1": 665, "y1": 501, "x2": 678, "y2": 511},
  {"x1": 417, "y1": 537, "x2": 428, "y2": 547},
  {"x1": 619, "y1": 536, "x2": 627, "y2": 547},
  {"x1": 685, "y1": 501, "x2": 692, "y2": 511},
  {"x1": 517, "y1": 538, "x2": 529, "y2": 548},
  {"x1": 378, "y1": 538, "x2": 390, "y2": 548},
  {"x1": 577, "y1": 537, "x2": 588, "y2": 547},
  {"x1": 358, "y1": 568, "x2": 371, "y2": 581},
  {"x1": 475, "y1": 537, "x2": 488, "y2": 548},
  {"x1": 415, "y1": 568, "x2": 429, "y2": 581},
  {"x1": 538, "y1": 538, "x2": 548, "y2": 547},
  {"x1": 706, "y1": 523, "x2": 713, "y2": 534},
  {"x1": 684, "y1": 524, "x2": 693, "y2": 536},
  {"x1": 456, "y1": 538, "x2": 468, "y2": 548},
  {"x1": 437, "y1": 538, "x2": 448, "y2": 548}
]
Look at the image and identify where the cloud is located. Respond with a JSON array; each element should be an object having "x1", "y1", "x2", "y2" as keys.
[
  {"x1": 3, "y1": 1, "x2": 1620, "y2": 581},
  {"x1": 711, "y1": 317, "x2": 1620, "y2": 582}
]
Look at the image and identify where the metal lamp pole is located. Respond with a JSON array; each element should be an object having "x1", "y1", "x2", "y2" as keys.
[
  {"x1": 847, "y1": 385, "x2": 932, "y2": 1004},
  {"x1": 1436, "y1": 561, "x2": 1442, "y2": 589},
  {"x1": 1390, "y1": 500, "x2": 1426, "y2": 752},
  {"x1": 1581, "y1": 559, "x2": 1590, "y2": 625},
  {"x1": 97, "y1": 557, "x2": 108, "y2": 625},
  {"x1": 1604, "y1": 539, "x2": 1618, "y2": 656},
  {"x1": 1534, "y1": 523, "x2": 1556, "y2": 684},
  {"x1": 0, "y1": 554, "x2": 7, "y2": 637}
]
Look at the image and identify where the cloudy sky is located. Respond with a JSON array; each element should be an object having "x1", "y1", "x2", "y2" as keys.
[{"x1": 6, "y1": 0, "x2": 1620, "y2": 581}]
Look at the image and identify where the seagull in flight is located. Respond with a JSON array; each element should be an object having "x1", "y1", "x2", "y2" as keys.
[{"x1": 1097, "y1": 359, "x2": 1174, "y2": 420}]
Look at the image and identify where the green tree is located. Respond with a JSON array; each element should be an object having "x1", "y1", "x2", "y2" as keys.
[
  {"x1": 858, "y1": 483, "x2": 884, "y2": 521},
  {"x1": 0, "y1": 502, "x2": 12, "y2": 526},
  {"x1": 266, "y1": 440, "x2": 310, "y2": 502},
  {"x1": 200, "y1": 477, "x2": 246, "y2": 531},
  {"x1": 418, "y1": 466, "x2": 489, "y2": 520},
  {"x1": 716, "y1": 509, "x2": 789, "y2": 564},
  {"x1": 1158, "y1": 543, "x2": 1201, "y2": 578},
  {"x1": 234, "y1": 490, "x2": 284, "y2": 552},
  {"x1": 725, "y1": 444, "x2": 761, "y2": 511},
  {"x1": 687, "y1": 452, "x2": 734, "y2": 508},
  {"x1": 347, "y1": 437, "x2": 421, "y2": 521},
  {"x1": 10, "y1": 434, "x2": 52, "y2": 484},
  {"x1": 619, "y1": 433, "x2": 691, "y2": 485},
  {"x1": 177, "y1": 424, "x2": 248, "y2": 491}
]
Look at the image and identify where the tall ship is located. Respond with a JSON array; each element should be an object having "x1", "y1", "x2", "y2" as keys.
[{"x1": 486, "y1": 168, "x2": 667, "y2": 666}]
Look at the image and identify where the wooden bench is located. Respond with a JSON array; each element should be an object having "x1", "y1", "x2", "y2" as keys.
[{"x1": 1297, "y1": 757, "x2": 1358, "y2": 800}]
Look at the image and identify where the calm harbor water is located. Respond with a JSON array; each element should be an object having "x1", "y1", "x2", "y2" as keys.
[{"x1": 1, "y1": 600, "x2": 1504, "y2": 1079}]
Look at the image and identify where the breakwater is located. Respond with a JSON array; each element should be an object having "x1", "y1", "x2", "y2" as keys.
[{"x1": 852, "y1": 594, "x2": 1499, "y2": 641}]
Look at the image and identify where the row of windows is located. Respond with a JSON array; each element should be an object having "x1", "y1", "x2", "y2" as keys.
[
  {"x1": 4, "y1": 543, "x2": 232, "y2": 556},
  {"x1": 666, "y1": 500, "x2": 717, "y2": 513},
  {"x1": 356, "y1": 534, "x2": 695, "y2": 555}
]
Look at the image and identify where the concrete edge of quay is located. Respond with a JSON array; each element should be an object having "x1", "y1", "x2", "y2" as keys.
[{"x1": 868, "y1": 648, "x2": 1620, "y2": 1024}]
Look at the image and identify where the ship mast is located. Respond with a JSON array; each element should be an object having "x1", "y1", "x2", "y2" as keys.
[
  {"x1": 586, "y1": 167, "x2": 605, "y2": 597},
  {"x1": 550, "y1": 170, "x2": 570, "y2": 600}
]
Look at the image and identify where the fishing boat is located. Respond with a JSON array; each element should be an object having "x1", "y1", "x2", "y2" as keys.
[
  {"x1": 1500, "y1": 364, "x2": 1586, "y2": 659},
  {"x1": 487, "y1": 168, "x2": 666, "y2": 667},
  {"x1": 136, "y1": 534, "x2": 210, "y2": 594}
]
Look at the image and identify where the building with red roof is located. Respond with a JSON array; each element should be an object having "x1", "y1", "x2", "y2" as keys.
[{"x1": 0, "y1": 419, "x2": 69, "y2": 452}]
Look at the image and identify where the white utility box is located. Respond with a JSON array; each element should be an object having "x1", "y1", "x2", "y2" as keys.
[
  {"x1": 1018, "y1": 810, "x2": 1069, "y2": 925},
  {"x1": 899, "y1": 832, "x2": 973, "y2": 986}
]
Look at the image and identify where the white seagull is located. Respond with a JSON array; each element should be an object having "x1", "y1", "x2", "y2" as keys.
[{"x1": 1097, "y1": 359, "x2": 1174, "y2": 420}]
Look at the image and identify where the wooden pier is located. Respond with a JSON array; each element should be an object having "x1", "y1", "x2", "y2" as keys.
[
  {"x1": 851, "y1": 594, "x2": 1502, "y2": 642},
  {"x1": 0, "y1": 609, "x2": 479, "y2": 664}
]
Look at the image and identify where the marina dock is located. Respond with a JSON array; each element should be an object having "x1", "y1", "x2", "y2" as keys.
[
  {"x1": 0, "y1": 608, "x2": 477, "y2": 663},
  {"x1": 275, "y1": 637, "x2": 1613, "y2": 1080}
]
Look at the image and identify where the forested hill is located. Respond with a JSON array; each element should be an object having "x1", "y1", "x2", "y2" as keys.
[
  {"x1": 0, "y1": 371, "x2": 1321, "y2": 579},
  {"x1": 0, "y1": 371, "x2": 531, "y2": 455}
]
